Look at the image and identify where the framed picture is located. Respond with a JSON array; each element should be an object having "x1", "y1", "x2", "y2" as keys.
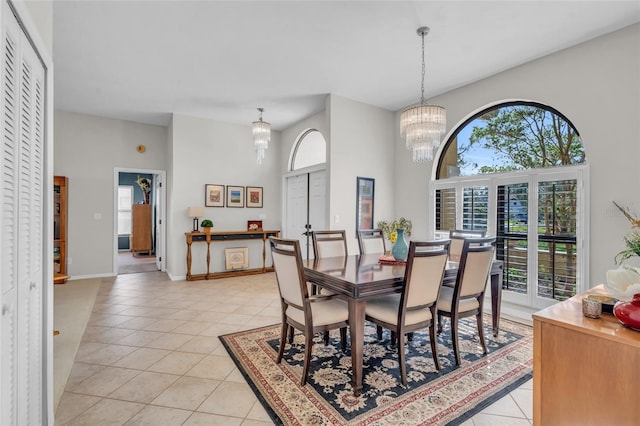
[
  {"x1": 356, "y1": 177, "x2": 375, "y2": 233},
  {"x1": 226, "y1": 185, "x2": 245, "y2": 208},
  {"x1": 205, "y1": 184, "x2": 225, "y2": 207},
  {"x1": 246, "y1": 186, "x2": 263, "y2": 208},
  {"x1": 247, "y1": 220, "x2": 263, "y2": 231},
  {"x1": 224, "y1": 247, "x2": 249, "y2": 270}
]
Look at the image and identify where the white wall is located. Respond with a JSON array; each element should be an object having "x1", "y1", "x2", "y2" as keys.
[
  {"x1": 394, "y1": 23, "x2": 640, "y2": 287},
  {"x1": 54, "y1": 111, "x2": 168, "y2": 277},
  {"x1": 166, "y1": 114, "x2": 282, "y2": 279},
  {"x1": 327, "y1": 95, "x2": 396, "y2": 252}
]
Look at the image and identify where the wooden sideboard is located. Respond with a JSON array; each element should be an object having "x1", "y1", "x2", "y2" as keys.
[
  {"x1": 185, "y1": 230, "x2": 280, "y2": 281},
  {"x1": 532, "y1": 284, "x2": 640, "y2": 426}
]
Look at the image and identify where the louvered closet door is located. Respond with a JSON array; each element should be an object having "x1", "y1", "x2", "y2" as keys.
[{"x1": 1, "y1": 2, "x2": 46, "y2": 424}]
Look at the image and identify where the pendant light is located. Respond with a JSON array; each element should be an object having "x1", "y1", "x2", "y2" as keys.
[
  {"x1": 252, "y1": 107, "x2": 271, "y2": 165},
  {"x1": 400, "y1": 27, "x2": 446, "y2": 162}
]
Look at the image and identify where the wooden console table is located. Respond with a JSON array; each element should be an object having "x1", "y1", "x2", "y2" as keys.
[
  {"x1": 185, "y1": 230, "x2": 280, "y2": 281},
  {"x1": 533, "y1": 284, "x2": 640, "y2": 425}
]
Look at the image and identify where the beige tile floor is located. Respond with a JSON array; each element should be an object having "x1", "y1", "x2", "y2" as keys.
[{"x1": 54, "y1": 271, "x2": 533, "y2": 425}]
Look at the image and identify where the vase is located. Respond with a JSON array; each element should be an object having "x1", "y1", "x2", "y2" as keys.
[
  {"x1": 391, "y1": 228, "x2": 409, "y2": 261},
  {"x1": 613, "y1": 293, "x2": 640, "y2": 331}
]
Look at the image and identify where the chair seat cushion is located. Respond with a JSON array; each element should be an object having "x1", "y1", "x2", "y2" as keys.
[
  {"x1": 366, "y1": 294, "x2": 433, "y2": 326},
  {"x1": 287, "y1": 298, "x2": 348, "y2": 326},
  {"x1": 437, "y1": 286, "x2": 479, "y2": 313}
]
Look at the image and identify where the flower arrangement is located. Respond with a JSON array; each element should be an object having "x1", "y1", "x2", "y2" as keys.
[
  {"x1": 136, "y1": 176, "x2": 152, "y2": 204},
  {"x1": 613, "y1": 201, "x2": 640, "y2": 264},
  {"x1": 136, "y1": 176, "x2": 152, "y2": 194},
  {"x1": 377, "y1": 217, "x2": 412, "y2": 243},
  {"x1": 606, "y1": 266, "x2": 640, "y2": 302}
]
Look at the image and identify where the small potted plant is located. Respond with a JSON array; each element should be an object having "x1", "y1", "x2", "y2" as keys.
[{"x1": 201, "y1": 219, "x2": 213, "y2": 233}]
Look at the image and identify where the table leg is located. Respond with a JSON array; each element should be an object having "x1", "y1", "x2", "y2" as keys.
[
  {"x1": 490, "y1": 270, "x2": 503, "y2": 337},
  {"x1": 349, "y1": 299, "x2": 365, "y2": 396}
]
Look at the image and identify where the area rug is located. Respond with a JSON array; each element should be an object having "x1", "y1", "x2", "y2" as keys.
[{"x1": 220, "y1": 316, "x2": 532, "y2": 425}]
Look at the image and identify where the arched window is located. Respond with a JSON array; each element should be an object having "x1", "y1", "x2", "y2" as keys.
[
  {"x1": 431, "y1": 101, "x2": 588, "y2": 310},
  {"x1": 291, "y1": 129, "x2": 326, "y2": 171}
]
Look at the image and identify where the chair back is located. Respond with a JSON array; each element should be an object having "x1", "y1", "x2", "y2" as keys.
[
  {"x1": 357, "y1": 229, "x2": 386, "y2": 255},
  {"x1": 269, "y1": 237, "x2": 307, "y2": 308},
  {"x1": 403, "y1": 240, "x2": 450, "y2": 310},
  {"x1": 456, "y1": 237, "x2": 496, "y2": 299},
  {"x1": 312, "y1": 230, "x2": 347, "y2": 258},
  {"x1": 448, "y1": 229, "x2": 487, "y2": 262}
]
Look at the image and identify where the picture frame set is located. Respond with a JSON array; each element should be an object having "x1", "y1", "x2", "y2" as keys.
[{"x1": 204, "y1": 184, "x2": 264, "y2": 208}]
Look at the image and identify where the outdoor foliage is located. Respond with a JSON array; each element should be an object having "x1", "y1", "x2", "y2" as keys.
[{"x1": 461, "y1": 104, "x2": 585, "y2": 174}]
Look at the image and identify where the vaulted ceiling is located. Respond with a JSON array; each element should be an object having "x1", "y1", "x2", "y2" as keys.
[{"x1": 53, "y1": 1, "x2": 640, "y2": 130}]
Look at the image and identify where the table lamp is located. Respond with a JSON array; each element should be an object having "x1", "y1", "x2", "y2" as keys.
[{"x1": 187, "y1": 206, "x2": 206, "y2": 232}]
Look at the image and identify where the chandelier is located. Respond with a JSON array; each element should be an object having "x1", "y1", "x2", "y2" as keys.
[
  {"x1": 400, "y1": 27, "x2": 446, "y2": 162},
  {"x1": 252, "y1": 107, "x2": 271, "y2": 165}
]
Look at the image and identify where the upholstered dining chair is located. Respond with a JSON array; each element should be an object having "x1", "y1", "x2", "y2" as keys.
[
  {"x1": 357, "y1": 228, "x2": 386, "y2": 255},
  {"x1": 365, "y1": 240, "x2": 450, "y2": 386},
  {"x1": 448, "y1": 229, "x2": 487, "y2": 263},
  {"x1": 437, "y1": 236, "x2": 495, "y2": 365},
  {"x1": 311, "y1": 230, "x2": 348, "y2": 258},
  {"x1": 269, "y1": 237, "x2": 349, "y2": 386}
]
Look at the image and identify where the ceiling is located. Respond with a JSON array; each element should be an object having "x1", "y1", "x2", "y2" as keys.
[{"x1": 52, "y1": 1, "x2": 640, "y2": 131}]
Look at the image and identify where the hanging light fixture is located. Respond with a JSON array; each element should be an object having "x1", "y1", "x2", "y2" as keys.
[
  {"x1": 252, "y1": 107, "x2": 271, "y2": 165},
  {"x1": 400, "y1": 26, "x2": 446, "y2": 162}
]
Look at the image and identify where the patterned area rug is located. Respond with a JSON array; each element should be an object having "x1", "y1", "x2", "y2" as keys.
[{"x1": 220, "y1": 316, "x2": 532, "y2": 425}]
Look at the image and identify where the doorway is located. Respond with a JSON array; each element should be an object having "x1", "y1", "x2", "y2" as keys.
[
  {"x1": 114, "y1": 168, "x2": 166, "y2": 275},
  {"x1": 285, "y1": 169, "x2": 327, "y2": 259}
]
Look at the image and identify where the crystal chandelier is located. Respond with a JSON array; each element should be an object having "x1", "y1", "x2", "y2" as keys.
[
  {"x1": 400, "y1": 27, "x2": 446, "y2": 162},
  {"x1": 252, "y1": 108, "x2": 271, "y2": 165}
]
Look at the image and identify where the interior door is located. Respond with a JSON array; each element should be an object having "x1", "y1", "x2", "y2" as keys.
[
  {"x1": 285, "y1": 170, "x2": 327, "y2": 259},
  {"x1": 154, "y1": 173, "x2": 163, "y2": 270}
]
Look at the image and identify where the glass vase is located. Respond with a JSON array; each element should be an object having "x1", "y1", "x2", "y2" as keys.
[{"x1": 391, "y1": 228, "x2": 409, "y2": 261}]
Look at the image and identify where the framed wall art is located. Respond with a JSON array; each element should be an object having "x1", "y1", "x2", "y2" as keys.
[
  {"x1": 226, "y1": 185, "x2": 245, "y2": 208},
  {"x1": 205, "y1": 184, "x2": 225, "y2": 207},
  {"x1": 356, "y1": 177, "x2": 375, "y2": 232},
  {"x1": 224, "y1": 247, "x2": 249, "y2": 270},
  {"x1": 246, "y1": 186, "x2": 263, "y2": 208}
]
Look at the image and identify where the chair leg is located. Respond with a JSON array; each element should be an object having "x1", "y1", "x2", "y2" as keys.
[
  {"x1": 407, "y1": 332, "x2": 414, "y2": 342},
  {"x1": 340, "y1": 327, "x2": 347, "y2": 352},
  {"x1": 390, "y1": 331, "x2": 397, "y2": 346},
  {"x1": 288, "y1": 325, "x2": 294, "y2": 344},
  {"x1": 277, "y1": 321, "x2": 288, "y2": 364},
  {"x1": 476, "y1": 311, "x2": 487, "y2": 354},
  {"x1": 429, "y1": 323, "x2": 441, "y2": 371},
  {"x1": 437, "y1": 314, "x2": 443, "y2": 334},
  {"x1": 323, "y1": 331, "x2": 330, "y2": 345},
  {"x1": 451, "y1": 315, "x2": 462, "y2": 366},
  {"x1": 376, "y1": 325, "x2": 383, "y2": 341},
  {"x1": 397, "y1": 330, "x2": 407, "y2": 386},
  {"x1": 301, "y1": 331, "x2": 314, "y2": 386}
]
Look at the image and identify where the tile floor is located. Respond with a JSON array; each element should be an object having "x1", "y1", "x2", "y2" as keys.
[{"x1": 55, "y1": 271, "x2": 533, "y2": 425}]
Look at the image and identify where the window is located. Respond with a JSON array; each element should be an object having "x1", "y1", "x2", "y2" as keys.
[
  {"x1": 118, "y1": 185, "x2": 133, "y2": 234},
  {"x1": 291, "y1": 129, "x2": 326, "y2": 170},
  {"x1": 432, "y1": 102, "x2": 587, "y2": 308}
]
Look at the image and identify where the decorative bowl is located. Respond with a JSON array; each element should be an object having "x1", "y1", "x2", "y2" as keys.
[{"x1": 613, "y1": 293, "x2": 640, "y2": 331}]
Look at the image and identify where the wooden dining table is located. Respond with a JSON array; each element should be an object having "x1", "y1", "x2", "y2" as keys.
[{"x1": 303, "y1": 253, "x2": 504, "y2": 396}]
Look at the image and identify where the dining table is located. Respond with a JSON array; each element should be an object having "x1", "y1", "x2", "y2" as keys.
[{"x1": 302, "y1": 253, "x2": 504, "y2": 396}]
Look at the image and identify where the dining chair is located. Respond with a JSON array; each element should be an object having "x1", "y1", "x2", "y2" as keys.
[
  {"x1": 365, "y1": 240, "x2": 450, "y2": 386},
  {"x1": 269, "y1": 237, "x2": 349, "y2": 386},
  {"x1": 311, "y1": 230, "x2": 348, "y2": 258},
  {"x1": 448, "y1": 229, "x2": 487, "y2": 263},
  {"x1": 357, "y1": 228, "x2": 386, "y2": 255},
  {"x1": 437, "y1": 236, "x2": 496, "y2": 365}
]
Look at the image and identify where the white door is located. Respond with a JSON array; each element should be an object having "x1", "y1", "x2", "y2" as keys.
[
  {"x1": 285, "y1": 170, "x2": 326, "y2": 259},
  {"x1": 1, "y1": 2, "x2": 47, "y2": 423},
  {"x1": 154, "y1": 174, "x2": 163, "y2": 270}
]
